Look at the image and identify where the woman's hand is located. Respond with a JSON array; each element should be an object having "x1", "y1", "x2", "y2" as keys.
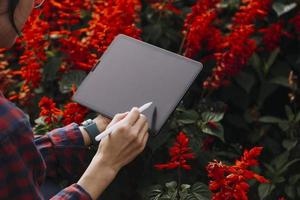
[
  {"x1": 95, "y1": 107, "x2": 149, "y2": 171},
  {"x1": 94, "y1": 115, "x2": 112, "y2": 132},
  {"x1": 77, "y1": 107, "x2": 149, "y2": 200}
]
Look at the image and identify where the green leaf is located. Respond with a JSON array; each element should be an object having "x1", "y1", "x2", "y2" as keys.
[
  {"x1": 289, "y1": 174, "x2": 300, "y2": 185},
  {"x1": 297, "y1": 185, "x2": 300, "y2": 197},
  {"x1": 264, "y1": 48, "x2": 280, "y2": 74},
  {"x1": 202, "y1": 122, "x2": 224, "y2": 142},
  {"x1": 272, "y1": 150, "x2": 289, "y2": 171},
  {"x1": 258, "y1": 183, "x2": 275, "y2": 200},
  {"x1": 282, "y1": 139, "x2": 298, "y2": 151},
  {"x1": 165, "y1": 181, "x2": 177, "y2": 200},
  {"x1": 277, "y1": 158, "x2": 300, "y2": 175},
  {"x1": 234, "y1": 71, "x2": 255, "y2": 93},
  {"x1": 295, "y1": 112, "x2": 300, "y2": 122},
  {"x1": 184, "y1": 183, "x2": 211, "y2": 200},
  {"x1": 270, "y1": 76, "x2": 289, "y2": 88},
  {"x1": 272, "y1": 2, "x2": 297, "y2": 17},
  {"x1": 166, "y1": 181, "x2": 177, "y2": 191},
  {"x1": 258, "y1": 116, "x2": 285, "y2": 123},
  {"x1": 201, "y1": 112, "x2": 224, "y2": 122},
  {"x1": 177, "y1": 110, "x2": 199, "y2": 125},
  {"x1": 285, "y1": 185, "x2": 296, "y2": 199},
  {"x1": 278, "y1": 122, "x2": 290, "y2": 131},
  {"x1": 59, "y1": 70, "x2": 86, "y2": 94},
  {"x1": 43, "y1": 55, "x2": 61, "y2": 81},
  {"x1": 258, "y1": 82, "x2": 278, "y2": 107},
  {"x1": 285, "y1": 105, "x2": 295, "y2": 121},
  {"x1": 148, "y1": 185, "x2": 163, "y2": 200}
]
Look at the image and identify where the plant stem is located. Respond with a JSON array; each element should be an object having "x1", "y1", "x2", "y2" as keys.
[{"x1": 177, "y1": 167, "x2": 181, "y2": 200}]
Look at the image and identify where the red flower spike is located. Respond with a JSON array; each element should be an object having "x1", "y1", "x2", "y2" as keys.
[
  {"x1": 62, "y1": 102, "x2": 89, "y2": 125},
  {"x1": 38, "y1": 97, "x2": 63, "y2": 124},
  {"x1": 183, "y1": 0, "x2": 222, "y2": 58},
  {"x1": 206, "y1": 147, "x2": 269, "y2": 200},
  {"x1": 154, "y1": 131, "x2": 195, "y2": 171}
]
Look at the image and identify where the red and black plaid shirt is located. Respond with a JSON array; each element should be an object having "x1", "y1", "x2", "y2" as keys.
[{"x1": 0, "y1": 93, "x2": 92, "y2": 200}]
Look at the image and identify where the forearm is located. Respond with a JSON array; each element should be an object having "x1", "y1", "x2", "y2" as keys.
[{"x1": 77, "y1": 155, "x2": 118, "y2": 200}]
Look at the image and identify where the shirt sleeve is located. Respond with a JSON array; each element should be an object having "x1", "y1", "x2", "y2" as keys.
[
  {"x1": 0, "y1": 95, "x2": 94, "y2": 199},
  {"x1": 34, "y1": 123, "x2": 93, "y2": 182},
  {"x1": 50, "y1": 183, "x2": 92, "y2": 200}
]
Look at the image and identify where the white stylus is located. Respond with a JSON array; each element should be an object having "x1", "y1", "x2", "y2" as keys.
[{"x1": 95, "y1": 102, "x2": 153, "y2": 141}]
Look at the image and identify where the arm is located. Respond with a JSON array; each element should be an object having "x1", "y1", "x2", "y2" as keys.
[
  {"x1": 34, "y1": 115, "x2": 110, "y2": 181},
  {"x1": 0, "y1": 96, "x2": 92, "y2": 199},
  {"x1": 34, "y1": 123, "x2": 93, "y2": 181}
]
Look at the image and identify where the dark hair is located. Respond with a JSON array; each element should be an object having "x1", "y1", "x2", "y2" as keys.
[{"x1": 8, "y1": 0, "x2": 21, "y2": 35}]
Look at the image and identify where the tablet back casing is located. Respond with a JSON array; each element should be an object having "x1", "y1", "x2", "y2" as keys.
[{"x1": 73, "y1": 34, "x2": 202, "y2": 135}]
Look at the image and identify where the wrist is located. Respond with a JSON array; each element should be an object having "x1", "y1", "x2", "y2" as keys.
[
  {"x1": 81, "y1": 119, "x2": 101, "y2": 146},
  {"x1": 79, "y1": 126, "x2": 92, "y2": 146},
  {"x1": 77, "y1": 156, "x2": 118, "y2": 200}
]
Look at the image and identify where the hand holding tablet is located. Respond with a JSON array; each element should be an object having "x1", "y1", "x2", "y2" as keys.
[{"x1": 95, "y1": 102, "x2": 153, "y2": 141}]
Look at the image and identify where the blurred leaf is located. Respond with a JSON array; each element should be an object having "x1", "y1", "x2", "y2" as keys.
[
  {"x1": 183, "y1": 182, "x2": 211, "y2": 200},
  {"x1": 285, "y1": 185, "x2": 296, "y2": 199},
  {"x1": 202, "y1": 122, "x2": 224, "y2": 142},
  {"x1": 165, "y1": 181, "x2": 177, "y2": 200},
  {"x1": 289, "y1": 174, "x2": 300, "y2": 185},
  {"x1": 296, "y1": 112, "x2": 300, "y2": 122},
  {"x1": 258, "y1": 82, "x2": 278, "y2": 107},
  {"x1": 166, "y1": 181, "x2": 177, "y2": 191},
  {"x1": 258, "y1": 183, "x2": 275, "y2": 200},
  {"x1": 201, "y1": 112, "x2": 224, "y2": 122},
  {"x1": 272, "y1": 150, "x2": 290, "y2": 171},
  {"x1": 270, "y1": 76, "x2": 289, "y2": 88},
  {"x1": 177, "y1": 110, "x2": 199, "y2": 124},
  {"x1": 148, "y1": 185, "x2": 163, "y2": 200},
  {"x1": 259, "y1": 116, "x2": 285, "y2": 123},
  {"x1": 278, "y1": 122, "x2": 290, "y2": 131},
  {"x1": 282, "y1": 139, "x2": 298, "y2": 151},
  {"x1": 43, "y1": 55, "x2": 61, "y2": 81},
  {"x1": 264, "y1": 48, "x2": 280, "y2": 74},
  {"x1": 285, "y1": 105, "x2": 295, "y2": 121},
  {"x1": 234, "y1": 71, "x2": 255, "y2": 93},
  {"x1": 251, "y1": 53, "x2": 264, "y2": 81},
  {"x1": 272, "y1": 2, "x2": 297, "y2": 17},
  {"x1": 277, "y1": 158, "x2": 300, "y2": 175},
  {"x1": 297, "y1": 185, "x2": 300, "y2": 197},
  {"x1": 59, "y1": 70, "x2": 86, "y2": 94}
]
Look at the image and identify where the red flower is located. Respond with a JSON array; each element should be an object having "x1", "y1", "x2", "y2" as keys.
[
  {"x1": 233, "y1": 0, "x2": 272, "y2": 26},
  {"x1": 260, "y1": 21, "x2": 292, "y2": 51},
  {"x1": 38, "y1": 97, "x2": 63, "y2": 124},
  {"x1": 183, "y1": 0, "x2": 222, "y2": 58},
  {"x1": 62, "y1": 102, "x2": 88, "y2": 125},
  {"x1": 149, "y1": 0, "x2": 181, "y2": 15},
  {"x1": 289, "y1": 12, "x2": 300, "y2": 40},
  {"x1": 207, "y1": 147, "x2": 269, "y2": 200},
  {"x1": 154, "y1": 131, "x2": 195, "y2": 170},
  {"x1": 204, "y1": 25, "x2": 256, "y2": 89},
  {"x1": 9, "y1": 0, "x2": 141, "y2": 104}
]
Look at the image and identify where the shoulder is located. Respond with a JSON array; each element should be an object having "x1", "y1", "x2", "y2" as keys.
[{"x1": 0, "y1": 96, "x2": 31, "y2": 137}]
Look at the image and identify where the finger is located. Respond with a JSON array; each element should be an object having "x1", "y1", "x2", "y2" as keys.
[
  {"x1": 137, "y1": 122, "x2": 148, "y2": 144},
  {"x1": 107, "y1": 112, "x2": 129, "y2": 129},
  {"x1": 132, "y1": 114, "x2": 148, "y2": 133},
  {"x1": 141, "y1": 131, "x2": 149, "y2": 151},
  {"x1": 123, "y1": 107, "x2": 140, "y2": 126}
]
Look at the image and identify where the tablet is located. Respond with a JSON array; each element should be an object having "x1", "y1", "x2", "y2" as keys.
[{"x1": 73, "y1": 34, "x2": 202, "y2": 135}]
